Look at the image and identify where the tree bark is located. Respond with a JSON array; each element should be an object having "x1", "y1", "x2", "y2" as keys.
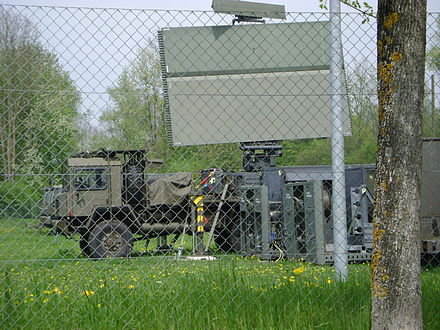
[{"x1": 372, "y1": 1, "x2": 426, "y2": 329}]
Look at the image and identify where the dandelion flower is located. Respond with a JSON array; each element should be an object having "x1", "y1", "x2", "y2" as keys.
[
  {"x1": 82, "y1": 290, "x2": 95, "y2": 296},
  {"x1": 53, "y1": 288, "x2": 63, "y2": 294},
  {"x1": 293, "y1": 267, "x2": 305, "y2": 275}
]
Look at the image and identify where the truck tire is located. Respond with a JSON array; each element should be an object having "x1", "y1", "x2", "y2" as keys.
[
  {"x1": 79, "y1": 234, "x2": 92, "y2": 257},
  {"x1": 215, "y1": 225, "x2": 241, "y2": 253},
  {"x1": 88, "y1": 220, "x2": 133, "y2": 258}
]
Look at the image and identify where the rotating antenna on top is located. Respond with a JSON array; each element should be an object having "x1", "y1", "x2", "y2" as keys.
[{"x1": 211, "y1": 0, "x2": 286, "y2": 24}]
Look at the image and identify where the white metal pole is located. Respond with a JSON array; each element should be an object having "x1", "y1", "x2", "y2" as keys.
[{"x1": 330, "y1": 0, "x2": 348, "y2": 280}]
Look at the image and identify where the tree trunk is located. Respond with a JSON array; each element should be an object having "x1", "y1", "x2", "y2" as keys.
[{"x1": 372, "y1": 1, "x2": 426, "y2": 329}]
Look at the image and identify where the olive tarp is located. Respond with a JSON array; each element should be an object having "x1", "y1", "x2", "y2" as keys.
[{"x1": 148, "y1": 172, "x2": 192, "y2": 206}]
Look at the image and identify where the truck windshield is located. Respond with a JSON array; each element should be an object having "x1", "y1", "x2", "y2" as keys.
[{"x1": 74, "y1": 168, "x2": 107, "y2": 190}]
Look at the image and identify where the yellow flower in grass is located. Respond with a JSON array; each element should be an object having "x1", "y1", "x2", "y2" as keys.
[
  {"x1": 53, "y1": 288, "x2": 63, "y2": 294},
  {"x1": 293, "y1": 267, "x2": 305, "y2": 275},
  {"x1": 82, "y1": 290, "x2": 95, "y2": 296}
]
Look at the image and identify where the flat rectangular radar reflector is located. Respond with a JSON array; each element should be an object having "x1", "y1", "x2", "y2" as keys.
[
  {"x1": 158, "y1": 21, "x2": 352, "y2": 146},
  {"x1": 212, "y1": 0, "x2": 286, "y2": 20}
]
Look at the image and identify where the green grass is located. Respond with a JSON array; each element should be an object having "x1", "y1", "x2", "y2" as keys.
[{"x1": 1, "y1": 218, "x2": 439, "y2": 329}]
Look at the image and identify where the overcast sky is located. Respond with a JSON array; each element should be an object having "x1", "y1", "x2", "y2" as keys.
[{"x1": 2, "y1": 0, "x2": 439, "y2": 12}]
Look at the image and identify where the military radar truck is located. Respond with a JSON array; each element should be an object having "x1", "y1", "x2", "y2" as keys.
[{"x1": 53, "y1": 139, "x2": 439, "y2": 263}]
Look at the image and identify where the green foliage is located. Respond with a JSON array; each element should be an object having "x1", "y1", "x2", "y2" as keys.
[
  {"x1": 280, "y1": 139, "x2": 331, "y2": 166},
  {"x1": 427, "y1": 15, "x2": 440, "y2": 72},
  {"x1": 0, "y1": 8, "x2": 80, "y2": 217},
  {"x1": 0, "y1": 8, "x2": 80, "y2": 177},
  {"x1": 99, "y1": 40, "x2": 169, "y2": 158},
  {"x1": 423, "y1": 81, "x2": 440, "y2": 138},
  {"x1": 425, "y1": 16, "x2": 440, "y2": 138},
  {"x1": 0, "y1": 181, "x2": 41, "y2": 217},
  {"x1": 163, "y1": 143, "x2": 242, "y2": 173}
]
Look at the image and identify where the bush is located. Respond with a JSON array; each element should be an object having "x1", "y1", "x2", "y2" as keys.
[{"x1": 0, "y1": 180, "x2": 41, "y2": 218}]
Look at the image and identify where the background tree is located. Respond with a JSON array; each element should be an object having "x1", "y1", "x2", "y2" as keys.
[
  {"x1": 425, "y1": 15, "x2": 439, "y2": 137},
  {"x1": 371, "y1": 1, "x2": 426, "y2": 329},
  {"x1": 427, "y1": 15, "x2": 440, "y2": 72},
  {"x1": 0, "y1": 7, "x2": 80, "y2": 216},
  {"x1": 101, "y1": 40, "x2": 167, "y2": 156}
]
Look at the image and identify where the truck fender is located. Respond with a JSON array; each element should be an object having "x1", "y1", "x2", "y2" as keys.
[{"x1": 85, "y1": 206, "x2": 141, "y2": 233}]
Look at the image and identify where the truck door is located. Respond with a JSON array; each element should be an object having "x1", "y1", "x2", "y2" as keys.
[{"x1": 70, "y1": 167, "x2": 110, "y2": 218}]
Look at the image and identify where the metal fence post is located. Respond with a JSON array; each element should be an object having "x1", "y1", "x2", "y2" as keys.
[{"x1": 330, "y1": 0, "x2": 348, "y2": 280}]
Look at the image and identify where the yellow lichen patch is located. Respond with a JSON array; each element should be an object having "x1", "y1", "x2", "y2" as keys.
[
  {"x1": 378, "y1": 107, "x2": 385, "y2": 122},
  {"x1": 373, "y1": 223, "x2": 386, "y2": 241},
  {"x1": 378, "y1": 62, "x2": 396, "y2": 88},
  {"x1": 372, "y1": 282, "x2": 388, "y2": 298},
  {"x1": 378, "y1": 40, "x2": 384, "y2": 57},
  {"x1": 371, "y1": 248, "x2": 388, "y2": 298},
  {"x1": 385, "y1": 36, "x2": 393, "y2": 45},
  {"x1": 391, "y1": 52, "x2": 403, "y2": 62},
  {"x1": 383, "y1": 12, "x2": 398, "y2": 29},
  {"x1": 379, "y1": 181, "x2": 388, "y2": 191},
  {"x1": 371, "y1": 249, "x2": 381, "y2": 271}
]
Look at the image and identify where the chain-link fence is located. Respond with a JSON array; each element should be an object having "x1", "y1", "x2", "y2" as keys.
[{"x1": 1, "y1": 4, "x2": 439, "y2": 328}]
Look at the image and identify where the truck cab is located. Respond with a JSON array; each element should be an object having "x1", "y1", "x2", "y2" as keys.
[
  {"x1": 64, "y1": 155, "x2": 122, "y2": 225},
  {"x1": 55, "y1": 150, "x2": 199, "y2": 258}
]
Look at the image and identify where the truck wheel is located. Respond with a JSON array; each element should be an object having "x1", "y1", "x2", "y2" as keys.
[
  {"x1": 80, "y1": 235, "x2": 92, "y2": 257},
  {"x1": 88, "y1": 220, "x2": 133, "y2": 258},
  {"x1": 215, "y1": 225, "x2": 241, "y2": 253}
]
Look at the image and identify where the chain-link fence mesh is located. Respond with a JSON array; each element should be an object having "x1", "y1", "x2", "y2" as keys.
[{"x1": 1, "y1": 4, "x2": 439, "y2": 328}]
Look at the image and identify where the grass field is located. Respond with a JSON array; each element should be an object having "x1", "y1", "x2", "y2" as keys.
[{"x1": 1, "y1": 218, "x2": 439, "y2": 329}]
